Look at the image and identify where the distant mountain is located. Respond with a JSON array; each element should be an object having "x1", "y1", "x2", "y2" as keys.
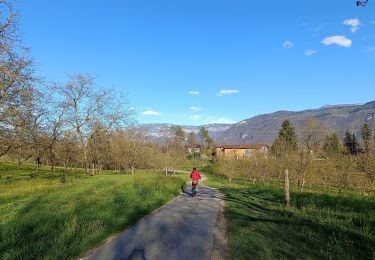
[
  {"x1": 133, "y1": 123, "x2": 232, "y2": 142},
  {"x1": 216, "y1": 101, "x2": 375, "y2": 144},
  {"x1": 136, "y1": 101, "x2": 375, "y2": 145}
]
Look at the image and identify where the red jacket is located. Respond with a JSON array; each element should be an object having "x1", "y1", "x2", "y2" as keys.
[{"x1": 191, "y1": 170, "x2": 201, "y2": 181}]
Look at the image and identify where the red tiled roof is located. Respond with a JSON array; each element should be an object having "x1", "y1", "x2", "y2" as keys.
[{"x1": 216, "y1": 144, "x2": 269, "y2": 149}]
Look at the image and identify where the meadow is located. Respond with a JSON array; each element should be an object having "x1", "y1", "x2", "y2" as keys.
[
  {"x1": 0, "y1": 163, "x2": 183, "y2": 260},
  {"x1": 205, "y1": 174, "x2": 375, "y2": 260}
]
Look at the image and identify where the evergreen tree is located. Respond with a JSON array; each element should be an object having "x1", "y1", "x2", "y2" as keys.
[
  {"x1": 361, "y1": 123, "x2": 372, "y2": 153},
  {"x1": 343, "y1": 131, "x2": 353, "y2": 154},
  {"x1": 351, "y1": 133, "x2": 359, "y2": 155},
  {"x1": 271, "y1": 119, "x2": 298, "y2": 156},
  {"x1": 343, "y1": 131, "x2": 359, "y2": 155},
  {"x1": 278, "y1": 119, "x2": 298, "y2": 151},
  {"x1": 323, "y1": 133, "x2": 341, "y2": 156}
]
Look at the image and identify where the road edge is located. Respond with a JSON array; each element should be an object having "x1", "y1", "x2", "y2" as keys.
[{"x1": 210, "y1": 190, "x2": 231, "y2": 260}]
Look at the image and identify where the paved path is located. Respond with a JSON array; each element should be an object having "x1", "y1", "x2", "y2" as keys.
[{"x1": 84, "y1": 183, "x2": 228, "y2": 260}]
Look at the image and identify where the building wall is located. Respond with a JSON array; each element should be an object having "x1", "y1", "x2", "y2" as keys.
[{"x1": 216, "y1": 146, "x2": 268, "y2": 159}]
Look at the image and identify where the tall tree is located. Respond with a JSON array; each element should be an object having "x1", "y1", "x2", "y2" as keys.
[
  {"x1": 272, "y1": 119, "x2": 297, "y2": 155},
  {"x1": 173, "y1": 125, "x2": 185, "y2": 145},
  {"x1": 301, "y1": 118, "x2": 328, "y2": 154},
  {"x1": 343, "y1": 131, "x2": 353, "y2": 153},
  {"x1": 361, "y1": 124, "x2": 372, "y2": 153},
  {"x1": 56, "y1": 74, "x2": 134, "y2": 174},
  {"x1": 0, "y1": 0, "x2": 36, "y2": 158},
  {"x1": 198, "y1": 127, "x2": 214, "y2": 155},
  {"x1": 188, "y1": 132, "x2": 196, "y2": 149},
  {"x1": 343, "y1": 131, "x2": 359, "y2": 155}
]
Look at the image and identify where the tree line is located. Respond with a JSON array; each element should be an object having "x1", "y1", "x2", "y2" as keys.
[
  {"x1": 216, "y1": 119, "x2": 375, "y2": 196},
  {"x1": 0, "y1": 1, "x2": 194, "y2": 174}
]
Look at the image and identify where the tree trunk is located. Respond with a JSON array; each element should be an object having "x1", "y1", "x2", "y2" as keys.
[
  {"x1": 131, "y1": 165, "x2": 134, "y2": 175},
  {"x1": 83, "y1": 146, "x2": 88, "y2": 174},
  {"x1": 284, "y1": 169, "x2": 290, "y2": 208}
]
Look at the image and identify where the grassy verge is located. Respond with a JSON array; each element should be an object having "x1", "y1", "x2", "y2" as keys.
[
  {"x1": 0, "y1": 163, "x2": 183, "y2": 260},
  {"x1": 205, "y1": 175, "x2": 375, "y2": 260}
]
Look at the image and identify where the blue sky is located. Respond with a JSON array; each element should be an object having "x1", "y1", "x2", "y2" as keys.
[{"x1": 17, "y1": 0, "x2": 375, "y2": 125}]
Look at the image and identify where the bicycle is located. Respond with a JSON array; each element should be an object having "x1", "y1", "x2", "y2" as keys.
[{"x1": 192, "y1": 181, "x2": 199, "y2": 197}]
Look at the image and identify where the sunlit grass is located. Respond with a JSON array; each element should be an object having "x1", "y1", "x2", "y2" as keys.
[
  {"x1": 205, "y1": 174, "x2": 375, "y2": 259},
  {"x1": 0, "y1": 162, "x2": 183, "y2": 260}
]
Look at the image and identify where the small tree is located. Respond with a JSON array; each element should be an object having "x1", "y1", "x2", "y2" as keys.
[
  {"x1": 323, "y1": 133, "x2": 342, "y2": 157},
  {"x1": 218, "y1": 158, "x2": 237, "y2": 186},
  {"x1": 357, "y1": 151, "x2": 375, "y2": 195},
  {"x1": 292, "y1": 147, "x2": 311, "y2": 192}
]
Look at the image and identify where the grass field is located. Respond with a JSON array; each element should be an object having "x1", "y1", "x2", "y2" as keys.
[
  {"x1": 205, "y1": 175, "x2": 375, "y2": 260},
  {"x1": 0, "y1": 162, "x2": 184, "y2": 260}
]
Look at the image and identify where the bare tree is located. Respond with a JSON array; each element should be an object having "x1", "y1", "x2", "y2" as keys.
[
  {"x1": 300, "y1": 118, "x2": 329, "y2": 155},
  {"x1": 357, "y1": 152, "x2": 375, "y2": 194},
  {"x1": 0, "y1": 0, "x2": 36, "y2": 158},
  {"x1": 292, "y1": 148, "x2": 311, "y2": 192},
  {"x1": 56, "y1": 74, "x2": 134, "y2": 174}
]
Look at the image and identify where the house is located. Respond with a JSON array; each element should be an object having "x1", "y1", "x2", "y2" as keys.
[
  {"x1": 215, "y1": 144, "x2": 269, "y2": 159},
  {"x1": 186, "y1": 144, "x2": 201, "y2": 154}
]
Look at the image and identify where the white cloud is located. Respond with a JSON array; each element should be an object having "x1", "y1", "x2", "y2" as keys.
[
  {"x1": 189, "y1": 106, "x2": 203, "y2": 111},
  {"x1": 321, "y1": 35, "x2": 352, "y2": 48},
  {"x1": 283, "y1": 41, "x2": 294, "y2": 48},
  {"x1": 343, "y1": 18, "x2": 360, "y2": 33},
  {"x1": 305, "y1": 49, "x2": 317, "y2": 56},
  {"x1": 207, "y1": 118, "x2": 235, "y2": 124},
  {"x1": 191, "y1": 114, "x2": 202, "y2": 121},
  {"x1": 217, "y1": 89, "x2": 239, "y2": 96},
  {"x1": 141, "y1": 110, "x2": 162, "y2": 116},
  {"x1": 188, "y1": 91, "x2": 200, "y2": 95}
]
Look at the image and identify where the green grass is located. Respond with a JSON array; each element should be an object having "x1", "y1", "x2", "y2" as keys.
[
  {"x1": 205, "y1": 175, "x2": 375, "y2": 260},
  {"x1": 0, "y1": 162, "x2": 183, "y2": 260}
]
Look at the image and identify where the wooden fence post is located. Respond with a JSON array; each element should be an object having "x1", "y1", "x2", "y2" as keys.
[{"x1": 285, "y1": 169, "x2": 290, "y2": 208}]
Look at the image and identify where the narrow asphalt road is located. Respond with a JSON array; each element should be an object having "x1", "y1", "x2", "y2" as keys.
[{"x1": 84, "y1": 183, "x2": 228, "y2": 260}]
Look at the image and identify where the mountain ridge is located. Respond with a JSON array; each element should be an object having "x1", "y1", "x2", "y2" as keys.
[{"x1": 136, "y1": 100, "x2": 375, "y2": 144}]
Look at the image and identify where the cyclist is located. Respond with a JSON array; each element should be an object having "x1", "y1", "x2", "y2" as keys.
[{"x1": 190, "y1": 167, "x2": 201, "y2": 196}]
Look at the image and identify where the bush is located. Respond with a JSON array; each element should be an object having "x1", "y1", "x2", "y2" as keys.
[{"x1": 201, "y1": 163, "x2": 218, "y2": 175}]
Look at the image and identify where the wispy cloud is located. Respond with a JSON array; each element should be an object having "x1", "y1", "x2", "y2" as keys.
[
  {"x1": 370, "y1": 21, "x2": 375, "y2": 25},
  {"x1": 321, "y1": 35, "x2": 352, "y2": 48},
  {"x1": 368, "y1": 46, "x2": 375, "y2": 56},
  {"x1": 343, "y1": 18, "x2": 360, "y2": 33},
  {"x1": 283, "y1": 41, "x2": 294, "y2": 48},
  {"x1": 189, "y1": 106, "x2": 203, "y2": 111},
  {"x1": 217, "y1": 89, "x2": 239, "y2": 96},
  {"x1": 188, "y1": 91, "x2": 200, "y2": 95},
  {"x1": 309, "y1": 24, "x2": 326, "y2": 33},
  {"x1": 141, "y1": 110, "x2": 162, "y2": 116},
  {"x1": 305, "y1": 49, "x2": 317, "y2": 56},
  {"x1": 191, "y1": 114, "x2": 202, "y2": 121}
]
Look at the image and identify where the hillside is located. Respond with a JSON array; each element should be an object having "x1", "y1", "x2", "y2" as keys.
[
  {"x1": 136, "y1": 101, "x2": 375, "y2": 145},
  {"x1": 133, "y1": 123, "x2": 232, "y2": 142},
  {"x1": 217, "y1": 101, "x2": 375, "y2": 144}
]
